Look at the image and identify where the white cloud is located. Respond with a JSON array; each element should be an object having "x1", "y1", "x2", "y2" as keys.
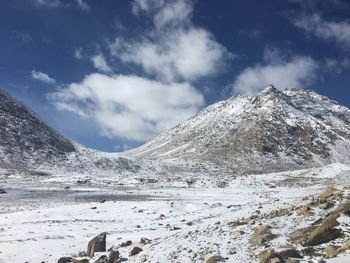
[
  {"x1": 110, "y1": 28, "x2": 229, "y2": 82},
  {"x1": 50, "y1": 73, "x2": 204, "y2": 141},
  {"x1": 293, "y1": 14, "x2": 350, "y2": 48},
  {"x1": 31, "y1": 70, "x2": 56, "y2": 84},
  {"x1": 110, "y1": 0, "x2": 230, "y2": 82},
  {"x1": 91, "y1": 53, "x2": 112, "y2": 73},
  {"x1": 132, "y1": 0, "x2": 165, "y2": 15},
  {"x1": 232, "y1": 50, "x2": 319, "y2": 95}
]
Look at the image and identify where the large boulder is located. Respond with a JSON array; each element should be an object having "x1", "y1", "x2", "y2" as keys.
[
  {"x1": 108, "y1": 250, "x2": 119, "y2": 263},
  {"x1": 290, "y1": 213, "x2": 342, "y2": 246},
  {"x1": 325, "y1": 244, "x2": 340, "y2": 259},
  {"x1": 250, "y1": 225, "x2": 277, "y2": 246},
  {"x1": 258, "y1": 249, "x2": 282, "y2": 263},
  {"x1": 129, "y1": 246, "x2": 143, "y2": 256},
  {"x1": 87, "y1": 233, "x2": 107, "y2": 257}
]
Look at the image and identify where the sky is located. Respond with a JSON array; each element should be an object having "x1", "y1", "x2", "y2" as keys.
[{"x1": 1, "y1": 0, "x2": 350, "y2": 152}]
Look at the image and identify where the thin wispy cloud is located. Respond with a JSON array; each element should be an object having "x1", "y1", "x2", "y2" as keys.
[
  {"x1": 31, "y1": 70, "x2": 56, "y2": 84},
  {"x1": 74, "y1": 47, "x2": 83, "y2": 60},
  {"x1": 33, "y1": 0, "x2": 89, "y2": 11},
  {"x1": 293, "y1": 14, "x2": 350, "y2": 49},
  {"x1": 91, "y1": 53, "x2": 112, "y2": 73}
]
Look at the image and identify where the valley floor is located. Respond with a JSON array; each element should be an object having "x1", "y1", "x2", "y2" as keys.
[{"x1": 1, "y1": 163, "x2": 350, "y2": 263}]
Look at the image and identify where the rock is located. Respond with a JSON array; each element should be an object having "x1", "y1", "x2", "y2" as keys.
[
  {"x1": 0, "y1": 188, "x2": 6, "y2": 194},
  {"x1": 228, "y1": 220, "x2": 247, "y2": 228},
  {"x1": 319, "y1": 201, "x2": 334, "y2": 210},
  {"x1": 94, "y1": 255, "x2": 108, "y2": 263},
  {"x1": 206, "y1": 255, "x2": 225, "y2": 263},
  {"x1": 300, "y1": 206, "x2": 314, "y2": 217},
  {"x1": 87, "y1": 232, "x2": 107, "y2": 257},
  {"x1": 57, "y1": 257, "x2": 73, "y2": 263},
  {"x1": 108, "y1": 250, "x2": 119, "y2": 263},
  {"x1": 130, "y1": 246, "x2": 143, "y2": 256},
  {"x1": 278, "y1": 248, "x2": 302, "y2": 259},
  {"x1": 306, "y1": 213, "x2": 342, "y2": 246},
  {"x1": 290, "y1": 213, "x2": 342, "y2": 246},
  {"x1": 250, "y1": 225, "x2": 277, "y2": 246},
  {"x1": 325, "y1": 244, "x2": 340, "y2": 258},
  {"x1": 72, "y1": 259, "x2": 89, "y2": 263},
  {"x1": 258, "y1": 249, "x2": 281, "y2": 263},
  {"x1": 78, "y1": 252, "x2": 87, "y2": 257},
  {"x1": 120, "y1": 240, "x2": 132, "y2": 247},
  {"x1": 140, "y1": 237, "x2": 151, "y2": 245},
  {"x1": 318, "y1": 187, "x2": 343, "y2": 203},
  {"x1": 338, "y1": 239, "x2": 350, "y2": 253}
]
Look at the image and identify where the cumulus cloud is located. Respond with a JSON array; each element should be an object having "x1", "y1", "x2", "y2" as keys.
[
  {"x1": 31, "y1": 70, "x2": 56, "y2": 84},
  {"x1": 293, "y1": 14, "x2": 350, "y2": 48},
  {"x1": 50, "y1": 73, "x2": 204, "y2": 141},
  {"x1": 110, "y1": 0, "x2": 230, "y2": 82},
  {"x1": 49, "y1": 0, "x2": 229, "y2": 143},
  {"x1": 232, "y1": 49, "x2": 319, "y2": 95},
  {"x1": 110, "y1": 28, "x2": 229, "y2": 82},
  {"x1": 91, "y1": 53, "x2": 112, "y2": 73}
]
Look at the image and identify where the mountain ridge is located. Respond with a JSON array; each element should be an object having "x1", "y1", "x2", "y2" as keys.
[{"x1": 125, "y1": 86, "x2": 350, "y2": 174}]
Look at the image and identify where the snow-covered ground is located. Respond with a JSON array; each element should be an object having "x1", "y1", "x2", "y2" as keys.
[{"x1": 1, "y1": 163, "x2": 350, "y2": 263}]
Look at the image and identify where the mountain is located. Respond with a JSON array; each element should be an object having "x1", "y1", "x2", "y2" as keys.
[
  {"x1": 1, "y1": 86, "x2": 350, "y2": 179},
  {"x1": 0, "y1": 90, "x2": 140, "y2": 174},
  {"x1": 126, "y1": 86, "x2": 350, "y2": 174}
]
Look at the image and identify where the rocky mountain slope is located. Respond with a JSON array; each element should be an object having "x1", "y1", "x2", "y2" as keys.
[
  {"x1": 0, "y1": 90, "x2": 141, "y2": 175},
  {"x1": 126, "y1": 86, "x2": 350, "y2": 174}
]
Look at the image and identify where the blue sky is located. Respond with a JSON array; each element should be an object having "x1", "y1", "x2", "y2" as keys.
[{"x1": 1, "y1": 0, "x2": 350, "y2": 152}]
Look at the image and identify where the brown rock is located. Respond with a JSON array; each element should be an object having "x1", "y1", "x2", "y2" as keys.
[
  {"x1": 129, "y1": 246, "x2": 143, "y2": 256},
  {"x1": 339, "y1": 239, "x2": 350, "y2": 253},
  {"x1": 300, "y1": 206, "x2": 314, "y2": 217},
  {"x1": 72, "y1": 259, "x2": 89, "y2": 263},
  {"x1": 228, "y1": 220, "x2": 247, "y2": 228},
  {"x1": 318, "y1": 187, "x2": 343, "y2": 203},
  {"x1": 250, "y1": 225, "x2": 277, "y2": 246},
  {"x1": 290, "y1": 213, "x2": 342, "y2": 246},
  {"x1": 206, "y1": 255, "x2": 225, "y2": 263},
  {"x1": 325, "y1": 244, "x2": 340, "y2": 258},
  {"x1": 87, "y1": 232, "x2": 107, "y2": 257},
  {"x1": 258, "y1": 249, "x2": 281, "y2": 263}
]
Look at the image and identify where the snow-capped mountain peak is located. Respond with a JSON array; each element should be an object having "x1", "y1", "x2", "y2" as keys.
[{"x1": 126, "y1": 87, "x2": 350, "y2": 174}]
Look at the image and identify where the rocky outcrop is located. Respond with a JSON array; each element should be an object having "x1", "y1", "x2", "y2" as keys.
[
  {"x1": 250, "y1": 225, "x2": 277, "y2": 246},
  {"x1": 87, "y1": 233, "x2": 107, "y2": 257}
]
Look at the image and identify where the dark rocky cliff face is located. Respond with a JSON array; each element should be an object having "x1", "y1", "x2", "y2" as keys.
[{"x1": 0, "y1": 90, "x2": 75, "y2": 168}]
